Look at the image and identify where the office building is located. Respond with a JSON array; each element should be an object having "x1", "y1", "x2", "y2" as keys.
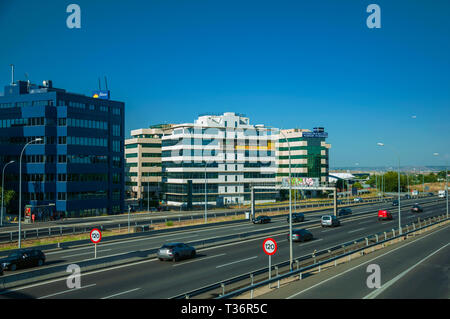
[
  {"x1": 0, "y1": 79, "x2": 124, "y2": 218},
  {"x1": 161, "y1": 112, "x2": 278, "y2": 207},
  {"x1": 277, "y1": 127, "x2": 331, "y2": 186},
  {"x1": 124, "y1": 125, "x2": 173, "y2": 208}
]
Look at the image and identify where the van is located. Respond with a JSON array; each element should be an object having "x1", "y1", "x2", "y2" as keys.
[
  {"x1": 378, "y1": 209, "x2": 393, "y2": 221},
  {"x1": 321, "y1": 215, "x2": 340, "y2": 227}
]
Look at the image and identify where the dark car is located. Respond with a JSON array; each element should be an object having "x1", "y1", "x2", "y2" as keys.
[
  {"x1": 252, "y1": 215, "x2": 271, "y2": 224},
  {"x1": 288, "y1": 229, "x2": 314, "y2": 242},
  {"x1": 411, "y1": 204, "x2": 423, "y2": 213},
  {"x1": 287, "y1": 213, "x2": 305, "y2": 223},
  {"x1": 404, "y1": 194, "x2": 411, "y2": 199},
  {"x1": 157, "y1": 243, "x2": 196, "y2": 262},
  {"x1": 338, "y1": 208, "x2": 352, "y2": 216},
  {"x1": 428, "y1": 192, "x2": 434, "y2": 196},
  {"x1": 392, "y1": 200, "x2": 399, "y2": 206},
  {"x1": 1, "y1": 249, "x2": 46, "y2": 271}
]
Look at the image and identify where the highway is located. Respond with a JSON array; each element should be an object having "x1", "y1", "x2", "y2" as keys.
[
  {"x1": 257, "y1": 221, "x2": 449, "y2": 299},
  {"x1": 0, "y1": 197, "x2": 446, "y2": 299}
]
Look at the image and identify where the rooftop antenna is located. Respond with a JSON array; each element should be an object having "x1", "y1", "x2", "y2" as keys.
[
  {"x1": 104, "y1": 76, "x2": 108, "y2": 90},
  {"x1": 10, "y1": 64, "x2": 15, "y2": 86}
]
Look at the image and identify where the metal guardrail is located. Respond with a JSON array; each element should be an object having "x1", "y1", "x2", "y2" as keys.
[
  {"x1": 171, "y1": 210, "x2": 448, "y2": 299},
  {"x1": 0, "y1": 197, "x2": 390, "y2": 244}
]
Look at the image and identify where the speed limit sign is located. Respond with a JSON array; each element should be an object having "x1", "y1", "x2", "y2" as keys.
[
  {"x1": 263, "y1": 238, "x2": 277, "y2": 256},
  {"x1": 90, "y1": 228, "x2": 102, "y2": 244}
]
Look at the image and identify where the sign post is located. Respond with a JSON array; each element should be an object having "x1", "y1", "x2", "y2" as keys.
[
  {"x1": 90, "y1": 228, "x2": 102, "y2": 258},
  {"x1": 263, "y1": 238, "x2": 277, "y2": 287}
]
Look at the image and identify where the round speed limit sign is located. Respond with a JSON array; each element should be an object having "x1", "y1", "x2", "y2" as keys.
[
  {"x1": 263, "y1": 238, "x2": 277, "y2": 256},
  {"x1": 90, "y1": 228, "x2": 102, "y2": 244}
]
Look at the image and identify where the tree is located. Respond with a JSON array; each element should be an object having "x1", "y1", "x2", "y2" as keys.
[{"x1": 0, "y1": 188, "x2": 15, "y2": 212}]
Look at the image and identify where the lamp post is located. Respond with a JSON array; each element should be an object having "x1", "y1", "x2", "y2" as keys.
[
  {"x1": 433, "y1": 153, "x2": 448, "y2": 219},
  {"x1": 204, "y1": 161, "x2": 207, "y2": 224},
  {"x1": 279, "y1": 130, "x2": 293, "y2": 271},
  {"x1": 19, "y1": 138, "x2": 42, "y2": 248},
  {"x1": 1, "y1": 161, "x2": 15, "y2": 227},
  {"x1": 377, "y1": 143, "x2": 402, "y2": 234}
]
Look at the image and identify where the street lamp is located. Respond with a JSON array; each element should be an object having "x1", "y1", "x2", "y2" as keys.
[
  {"x1": 204, "y1": 161, "x2": 207, "y2": 224},
  {"x1": 377, "y1": 142, "x2": 402, "y2": 234},
  {"x1": 279, "y1": 130, "x2": 293, "y2": 271},
  {"x1": 18, "y1": 138, "x2": 42, "y2": 248},
  {"x1": 433, "y1": 153, "x2": 448, "y2": 219},
  {"x1": 1, "y1": 160, "x2": 15, "y2": 227}
]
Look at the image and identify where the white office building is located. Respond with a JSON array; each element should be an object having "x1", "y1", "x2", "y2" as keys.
[{"x1": 161, "y1": 112, "x2": 278, "y2": 207}]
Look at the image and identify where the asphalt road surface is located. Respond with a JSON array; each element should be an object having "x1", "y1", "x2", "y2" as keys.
[{"x1": 0, "y1": 197, "x2": 445, "y2": 299}]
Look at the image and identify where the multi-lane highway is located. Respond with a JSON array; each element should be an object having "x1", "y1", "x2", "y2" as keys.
[
  {"x1": 258, "y1": 221, "x2": 449, "y2": 299},
  {"x1": 0, "y1": 197, "x2": 446, "y2": 299}
]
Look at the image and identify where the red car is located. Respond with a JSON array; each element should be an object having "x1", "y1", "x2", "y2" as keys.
[{"x1": 378, "y1": 210, "x2": 393, "y2": 221}]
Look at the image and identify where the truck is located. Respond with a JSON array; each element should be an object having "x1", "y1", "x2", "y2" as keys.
[{"x1": 438, "y1": 190, "x2": 446, "y2": 198}]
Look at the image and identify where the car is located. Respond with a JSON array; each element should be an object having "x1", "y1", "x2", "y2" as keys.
[
  {"x1": 428, "y1": 192, "x2": 434, "y2": 197},
  {"x1": 0, "y1": 249, "x2": 46, "y2": 271},
  {"x1": 392, "y1": 199, "x2": 399, "y2": 206},
  {"x1": 321, "y1": 215, "x2": 340, "y2": 227},
  {"x1": 378, "y1": 209, "x2": 393, "y2": 221},
  {"x1": 252, "y1": 215, "x2": 271, "y2": 224},
  {"x1": 404, "y1": 194, "x2": 411, "y2": 199},
  {"x1": 354, "y1": 197, "x2": 363, "y2": 203},
  {"x1": 338, "y1": 208, "x2": 352, "y2": 216},
  {"x1": 287, "y1": 213, "x2": 305, "y2": 223},
  {"x1": 411, "y1": 204, "x2": 423, "y2": 213},
  {"x1": 288, "y1": 229, "x2": 313, "y2": 242},
  {"x1": 157, "y1": 243, "x2": 196, "y2": 262}
]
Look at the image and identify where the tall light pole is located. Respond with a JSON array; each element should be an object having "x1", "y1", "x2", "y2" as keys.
[
  {"x1": 19, "y1": 138, "x2": 42, "y2": 248},
  {"x1": 1, "y1": 161, "x2": 15, "y2": 227},
  {"x1": 377, "y1": 143, "x2": 402, "y2": 234},
  {"x1": 433, "y1": 153, "x2": 448, "y2": 219},
  {"x1": 204, "y1": 161, "x2": 207, "y2": 223},
  {"x1": 279, "y1": 130, "x2": 293, "y2": 271}
]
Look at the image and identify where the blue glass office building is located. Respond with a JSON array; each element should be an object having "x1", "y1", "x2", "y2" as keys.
[{"x1": 0, "y1": 80, "x2": 124, "y2": 218}]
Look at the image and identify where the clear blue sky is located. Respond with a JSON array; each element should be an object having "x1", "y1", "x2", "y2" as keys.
[{"x1": 1, "y1": 0, "x2": 449, "y2": 168}]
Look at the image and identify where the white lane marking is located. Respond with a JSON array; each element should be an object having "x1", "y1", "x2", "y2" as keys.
[
  {"x1": 299, "y1": 238, "x2": 323, "y2": 246},
  {"x1": 3, "y1": 204, "x2": 444, "y2": 294},
  {"x1": 287, "y1": 224, "x2": 450, "y2": 299},
  {"x1": 101, "y1": 288, "x2": 141, "y2": 299},
  {"x1": 321, "y1": 228, "x2": 334, "y2": 233},
  {"x1": 363, "y1": 242, "x2": 450, "y2": 299},
  {"x1": 172, "y1": 253, "x2": 226, "y2": 267},
  {"x1": 164, "y1": 234, "x2": 198, "y2": 241},
  {"x1": 277, "y1": 239, "x2": 288, "y2": 243},
  {"x1": 348, "y1": 228, "x2": 366, "y2": 234},
  {"x1": 358, "y1": 220, "x2": 372, "y2": 225},
  {"x1": 61, "y1": 249, "x2": 112, "y2": 259},
  {"x1": 216, "y1": 256, "x2": 258, "y2": 268},
  {"x1": 38, "y1": 284, "x2": 97, "y2": 299}
]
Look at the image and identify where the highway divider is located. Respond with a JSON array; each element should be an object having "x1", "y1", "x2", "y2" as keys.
[
  {"x1": 170, "y1": 213, "x2": 449, "y2": 299},
  {"x1": 0, "y1": 199, "x2": 442, "y2": 290}
]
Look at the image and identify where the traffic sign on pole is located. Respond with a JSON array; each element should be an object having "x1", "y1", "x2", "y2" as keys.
[
  {"x1": 263, "y1": 238, "x2": 277, "y2": 285},
  {"x1": 90, "y1": 228, "x2": 102, "y2": 259}
]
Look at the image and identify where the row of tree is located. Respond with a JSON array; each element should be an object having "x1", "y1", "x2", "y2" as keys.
[{"x1": 366, "y1": 171, "x2": 447, "y2": 193}]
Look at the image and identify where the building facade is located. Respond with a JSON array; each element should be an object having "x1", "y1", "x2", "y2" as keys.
[
  {"x1": 277, "y1": 127, "x2": 331, "y2": 186},
  {"x1": 0, "y1": 80, "x2": 124, "y2": 218},
  {"x1": 161, "y1": 112, "x2": 278, "y2": 207},
  {"x1": 124, "y1": 125, "x2": 172, "y2": 208}
]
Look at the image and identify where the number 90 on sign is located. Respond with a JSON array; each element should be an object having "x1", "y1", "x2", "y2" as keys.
[
  {"x1": 90, "y1": 228, "x2": 102, "y2": 244},
  {"x1": 263, "y1": 238, "x2": 277, "y2": 255}
]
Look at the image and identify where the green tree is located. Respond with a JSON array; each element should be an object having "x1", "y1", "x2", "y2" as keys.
[{"x1": 0, "y1": 188, "x2": 15, "y2": 211}]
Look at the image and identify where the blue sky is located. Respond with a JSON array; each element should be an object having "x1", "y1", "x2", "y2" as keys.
[{"x1": 0, "y1": 0, "x2": 449, "y2": 168}]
